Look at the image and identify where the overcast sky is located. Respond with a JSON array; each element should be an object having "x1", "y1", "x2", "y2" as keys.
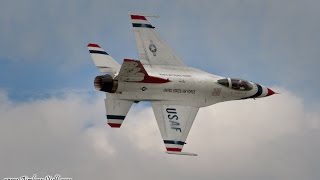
[{"x1": 1, "y1": 0, "x2": 320, "y2": 180}]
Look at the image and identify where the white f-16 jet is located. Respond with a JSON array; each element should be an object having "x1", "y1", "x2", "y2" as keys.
[{"x1": 87, "y1": 14, "x2": 276, "y2": 156}]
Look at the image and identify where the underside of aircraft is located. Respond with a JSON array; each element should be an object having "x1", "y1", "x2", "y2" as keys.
[{"x1": 87, "y1": 13, "x2": 276, "y2": 156}]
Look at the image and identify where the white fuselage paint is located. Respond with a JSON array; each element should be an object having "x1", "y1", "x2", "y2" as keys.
[{"x1": 113, "y1": 65, "x2": 264, "y2": 107}]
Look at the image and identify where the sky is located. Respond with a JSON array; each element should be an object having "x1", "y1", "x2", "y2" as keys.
[{"x1": 0, "y1": 0, "x2": 320, "y2": 179}]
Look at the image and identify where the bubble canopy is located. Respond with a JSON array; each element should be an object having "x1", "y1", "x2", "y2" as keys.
[{"x1": 217, "y1": 78, "x2": 253, "y2": 91}]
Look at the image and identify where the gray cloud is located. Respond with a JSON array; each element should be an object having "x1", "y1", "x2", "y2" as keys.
[{"x1": 1, "y1": 88, "x2": 319, "y2": 180}]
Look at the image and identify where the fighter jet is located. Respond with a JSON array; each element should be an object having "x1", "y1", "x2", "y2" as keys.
[{"x1": 87, "y1": 14, "x2": 276, "y2": 156}]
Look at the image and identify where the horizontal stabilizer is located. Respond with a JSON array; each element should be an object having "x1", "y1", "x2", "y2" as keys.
[
  {"x1": 166, "y1": 151, "x2": 198, "y2": 156},
  {"x1": 105, "y1": 97, "x2": 133, "y2": 128}
]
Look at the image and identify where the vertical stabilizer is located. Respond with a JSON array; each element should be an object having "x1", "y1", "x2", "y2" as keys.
[{"x1": 87, "y1": 43, "x2": 120, "y2": 75}]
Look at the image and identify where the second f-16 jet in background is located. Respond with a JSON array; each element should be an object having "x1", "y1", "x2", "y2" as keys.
[{"x1": 87, "y1": 13, "x2": 276, "y2": 156}]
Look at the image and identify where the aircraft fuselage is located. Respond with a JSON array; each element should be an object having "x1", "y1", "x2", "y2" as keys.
[{"x1": 113, "y1": 65, "x2": 272, "y2": 107}]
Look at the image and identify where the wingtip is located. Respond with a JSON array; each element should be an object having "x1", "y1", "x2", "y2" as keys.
[
  {"x1": 87, "y1": 43, "x2": 100, "y2": 48},
  {"x1": 166, "y1": 151, "x2": 198, "y2": 156},
  {"x1": 130, "y1": 14, "x2": 147, "y2": 20},
  {"x1": 129, "y1": 12, "x2": 159, "y2": 19},
  {"x1": 107, "y1": 123, "x2": 122, "y2": 128}
]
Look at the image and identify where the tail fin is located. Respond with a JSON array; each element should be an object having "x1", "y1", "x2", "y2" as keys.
[{"x1": 87, "y1": 43, "x2": 120, "y2": 75}]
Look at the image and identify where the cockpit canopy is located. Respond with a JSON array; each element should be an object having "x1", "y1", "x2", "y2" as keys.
[{"x1": 217, "y1": 78, "x2": 253, "y2": 91}]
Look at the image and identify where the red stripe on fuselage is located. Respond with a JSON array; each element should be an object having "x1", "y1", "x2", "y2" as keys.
[
  {"x1": 142, "y1": 76, "x2": 170, "y2": 83},
  {"x1": 131, "y1": 15, "x2": 147, "y2": 20},
  {"x1": 123, "y1": 59, "x2": 170, "y2": 83}
]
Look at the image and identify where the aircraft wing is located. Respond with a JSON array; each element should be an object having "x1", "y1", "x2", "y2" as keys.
[
  {"x1": 130, "y1": 14, "x2": 185, "y2": 67},
  {"x1": 152, "y1": 101, "x2": 199, "y2": 156}
]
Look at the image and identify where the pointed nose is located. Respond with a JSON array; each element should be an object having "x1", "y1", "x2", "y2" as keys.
[{"x1": 266, "y1": 88, "x2": 276, "y2": 96}]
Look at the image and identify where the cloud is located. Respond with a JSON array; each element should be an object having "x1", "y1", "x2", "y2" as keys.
[{"x1": 0, "y1": 87, "x2": 319, "y2": 179}]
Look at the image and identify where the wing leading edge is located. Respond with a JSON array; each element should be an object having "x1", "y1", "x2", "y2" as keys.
[
  {"x1": 152, "y1": 101, "x2": 199, "y2": 155},
  {"x1": 130, "y1": 14, "x2": 185, "y2": 67}
]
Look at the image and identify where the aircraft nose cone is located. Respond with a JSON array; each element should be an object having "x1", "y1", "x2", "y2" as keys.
[{"x1": 266, "y1": 88, "x2": 276, "y2": 96}]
